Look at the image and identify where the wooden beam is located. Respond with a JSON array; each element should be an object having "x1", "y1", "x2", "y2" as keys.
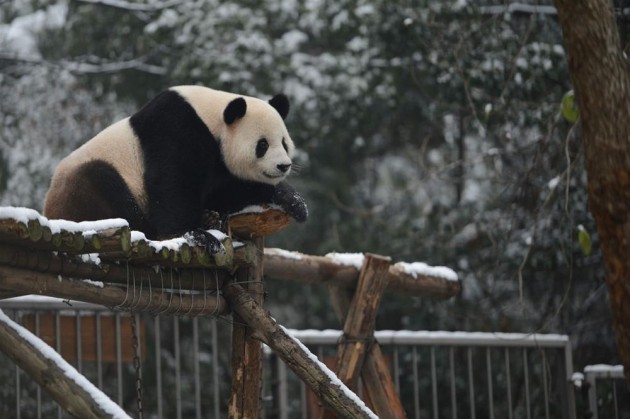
[
  {"x1": 263, "y1": 249, "x2": 461, "y2": 299},
  {"x1": 0, "y1": 309, "x2": 127, "y2": 418},
  {"x1": 229, "y1": 237, "x2": 264, "y2": 418},
  {"x1": 222, "y1": 281, "x2": 377, "y2": 419}
]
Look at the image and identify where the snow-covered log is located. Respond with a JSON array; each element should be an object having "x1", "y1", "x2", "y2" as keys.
[{"x1": 263, "y1": 249, "x2": 461, "y2": 298}]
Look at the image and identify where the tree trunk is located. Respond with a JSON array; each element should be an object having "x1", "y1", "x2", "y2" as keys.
[{"x1": 556, "y1": 0, "x2": 630, "y2": 383}]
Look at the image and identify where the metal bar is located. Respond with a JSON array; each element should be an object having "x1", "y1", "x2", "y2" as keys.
[
  {"x1": 467, "y1": 348, "x2": 475, "y2": 419},
  {"x1": 394, "y1": 347, "x2": 401, "y2": 395},
  {"x1": 35, "y1": 312, "x2": 41, "y2": 419},
  {"x1": 278, "y1": 355, "x2": 289, "y2": 419},
  {"x1": 300, "y1": 378, "x2": 307, "y2": 419},
  {"x1": 193, "y1": 317, "x2": 201, "y2": 419},
  {"x1": 174, "y1": 317, "x2": 182, "y2": 419},
  {"x1": 212, "y1": 319, "x2": 220, "y2": 419},
  {"x1": 486, "y1": 348, "x2": 494, "y2": 419},
  {"x1": 586, "y1": 372, "x2": 598, "y2": 419},
  {"x1": 96, "y1": 313, "x2": 103, "y2": 389},
  {"x1": 76, "y1": 311, "x2": 82, "y2": 374},
  {"x1": 613, "y1": 380, "x2": 619, "y2": 419},
  {"x1": 155, "y1": 316, "x2": 163, "y2": 419},
  {"x1": 505, "y1": 348, "x2": 513, "y2": 419},
  {"x1": 542, "y1": 351, "x2": 550, "y2": 419},
  {"x1": 16, "y1": 358, "x2": 20, "y2": 419},
  {"x1": 431, "y1": 347, "x2": 438, "y2": 419},
  {"x1": 115, "y1": 313, "x2": 123, "y2": 406},
  {"x1": 450, "y1": 347, "x2": 457, "y2": 419},
  {"x1": 413, "y1": 347, "x2": 420, "y2": 419},
  {"x1": 55, "y1": 311, "x2": 61, "y2": 419},
  {"x1": 523, "y1": 349, "x2": 531, "y2": 419}
]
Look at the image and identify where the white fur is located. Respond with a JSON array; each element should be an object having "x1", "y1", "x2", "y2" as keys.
[
  {"x1": 172, "y1": 85, "x2": 295, "y2": 185},
  {"x1": 49, "y1": 117, "x2": 148, "y2": 210}
]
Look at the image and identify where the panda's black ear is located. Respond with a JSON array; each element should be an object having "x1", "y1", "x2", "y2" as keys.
[
  {"x1": 223, "y1": 97, "x2": 247, "y2": 125},
  {"x1": 269, "y1": 94, "x2": 289, "y2": 120}
]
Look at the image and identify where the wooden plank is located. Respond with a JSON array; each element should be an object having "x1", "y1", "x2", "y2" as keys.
[{"x1": 229, "y1": 237, "x2": 264, "y2": 418}]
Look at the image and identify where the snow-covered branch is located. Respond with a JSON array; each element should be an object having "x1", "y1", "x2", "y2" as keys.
[{"x1": 75, "y1": 0, "x2": 183, "y2": 12}]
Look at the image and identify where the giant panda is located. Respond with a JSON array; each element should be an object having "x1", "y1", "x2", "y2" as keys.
[{"x1": 43, "y1": 85, "x2": 308, "y2": 250}]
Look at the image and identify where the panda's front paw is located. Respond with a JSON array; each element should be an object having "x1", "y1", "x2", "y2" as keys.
[
  {"x1": 272, "y1": 182, "x2": 308, "y2": 222},
  {"x1": 184, "y1": 229, "x2": 225, "y2": 254},
  {"x1": 285, "y1": 192, "x2": 308, "y2": 222}
]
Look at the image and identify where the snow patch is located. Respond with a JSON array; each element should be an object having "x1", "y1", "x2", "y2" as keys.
[
  {"x1": 394, "y1": 261, "x2": 458, "y2": 282},
  {"x1": 266, "y1": 248, "x2": 304, "y2": 260},
  {"x1": 325, "y1": 252, "x2": 365, "y2": 269}
]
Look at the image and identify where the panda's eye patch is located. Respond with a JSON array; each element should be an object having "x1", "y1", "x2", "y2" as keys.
[
  {"x1": 282, "y1": 138, "x2": 288, "y2": 153},
  {"x1": 256, "y1": 138, "x2": 269, "y2": 158}
]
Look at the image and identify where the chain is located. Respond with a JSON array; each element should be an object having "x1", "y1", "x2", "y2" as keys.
[{"x1": 131, "y1": 315, "x2": 144, "y2": 419}]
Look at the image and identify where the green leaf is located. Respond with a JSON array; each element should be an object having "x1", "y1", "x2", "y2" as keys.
[
  {"x1": 577, "y1": 225, "x2": 592, "y2": 256},
  {"x1": 561, "y1": 90, "x2": 579, "y2": 123}
]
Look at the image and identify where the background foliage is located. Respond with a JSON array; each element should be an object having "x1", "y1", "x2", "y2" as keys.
[{"x1": 0, "y1": 0, "x2": 620, "y2": 368}]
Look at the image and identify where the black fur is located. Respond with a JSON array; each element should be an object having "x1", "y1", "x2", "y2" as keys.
[
  {"x1": 71, "y1": 160, "x2": 146, "y2": 229},
  {"x1": 128, "y1": 89, "x2": 306, "y2": 240},
  {"x1": 223, "y1": 97, "x2": 247, "y2": 124},
  {"x1": 268, "y1": 94, "x2": 289, "y2": 120}
]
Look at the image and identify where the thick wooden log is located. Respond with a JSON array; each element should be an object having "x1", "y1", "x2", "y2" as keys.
[
  {"x1": 229, "y1": 237, "x2": 264, "y2": 418},
  {"x1": 0, "y1": 265, "x2": 229, "y2": 316},
  {"x1": 0, "y1": 309, "x2": 128, "y2": 418},
  {"x1": 323, "y1": 254, "x2": 406, "y2": 419},
  {"x1": 229, "y1": 208, "x2": 291, "y2": 238},
  {"x1": 264, "y1": 249, "x2": 461, "y2": 298},
  {"x1": 222, "y1": 282, "x2": 377, "y2": 419},
  {"x1": 0, "y1": 243, "x2": 236, "y2": 291}
]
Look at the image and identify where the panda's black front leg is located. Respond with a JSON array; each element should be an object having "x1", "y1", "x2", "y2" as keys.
[{"x1": 272, "y1": 181, "x2": 308, "y2": 222}]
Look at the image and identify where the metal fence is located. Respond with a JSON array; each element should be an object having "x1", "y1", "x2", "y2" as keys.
[{"x1": 0, "y1": 297, "x2": 627, "y2": 418}]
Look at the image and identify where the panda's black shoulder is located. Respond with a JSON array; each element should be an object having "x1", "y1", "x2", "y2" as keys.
[{"x1": 129, "y1": 89, "x2": 201, "y2": 141}]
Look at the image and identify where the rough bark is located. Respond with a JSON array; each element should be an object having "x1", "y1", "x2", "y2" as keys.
[{"x1": 556, "y1": 0, "x2": 630, "y2": 383}]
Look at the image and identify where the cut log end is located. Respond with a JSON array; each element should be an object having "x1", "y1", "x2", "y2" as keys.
[{"x1": 228, "y1": 208, "x2": 291, "y2": 238}]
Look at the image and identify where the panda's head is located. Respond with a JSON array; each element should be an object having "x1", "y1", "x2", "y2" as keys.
[{"x1": 220, "y1": 94, "x2": 294, "y2": 185}]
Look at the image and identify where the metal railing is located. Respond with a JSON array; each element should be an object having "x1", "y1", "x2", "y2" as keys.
[
  {"x1": 0, "y1": 297, "x2": 626, "y2": 418},
  {"x1": 579, "y1": 364, "x2": 628, "y2": 419}
]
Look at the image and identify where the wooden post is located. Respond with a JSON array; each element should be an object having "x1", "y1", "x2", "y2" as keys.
[
  {"x1": 229, "y1": 236, "x2": 264, "y2": 418},
  {"x1": 324, "y1": 254, "x2": 406, "y2": 419}
]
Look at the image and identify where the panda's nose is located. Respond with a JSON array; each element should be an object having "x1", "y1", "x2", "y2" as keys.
[{"x1": 277, "y1": 163, "x2": 291, "y2": 173}]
